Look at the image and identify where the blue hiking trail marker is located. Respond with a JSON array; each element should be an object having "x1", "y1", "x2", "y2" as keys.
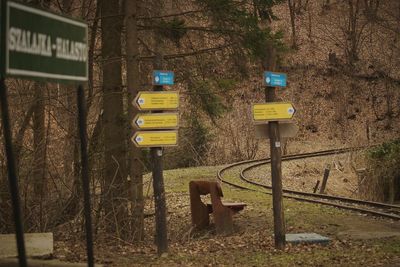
[
  {"x1": 264, "y1": 71, "x2": 287, "y2": 87},
  {"x1": 153, "y1": 70, "x2": 174, "y2": 86}
]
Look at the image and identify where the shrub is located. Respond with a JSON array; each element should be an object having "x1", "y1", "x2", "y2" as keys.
[{"x1": 362, "y1": 139, "x2": 400, "y2": 203}]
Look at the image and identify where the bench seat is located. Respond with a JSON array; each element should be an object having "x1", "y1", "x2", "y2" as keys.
[{"x1": 206, "y1": 202, "x2": 246, "y2": 213}]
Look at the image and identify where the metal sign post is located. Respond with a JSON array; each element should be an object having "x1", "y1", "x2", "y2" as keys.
[{"x1": 77, "y1": 85, "x2": 94, "y2": 267}]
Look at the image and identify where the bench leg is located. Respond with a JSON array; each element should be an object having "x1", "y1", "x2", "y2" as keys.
[
  {"x1": 213, "y1": 207, "x2": 234, "y2": 235},
  {"x1": 189, "y1": 182, "x2": 210, "y2": 230},
  {"x1": 191, "y1": 203, "x2": 210, "y2": 230}
]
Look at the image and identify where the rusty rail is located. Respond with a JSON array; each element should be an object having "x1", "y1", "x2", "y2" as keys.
[{"x1": 217, "y1": 147, "x2": 400, "y2": 220}]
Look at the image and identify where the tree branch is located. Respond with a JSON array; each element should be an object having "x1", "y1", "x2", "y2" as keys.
[
  {"x1": 97, "y1": 43, "x2": 235, "y2": 63},
  {"x1": 138, "y1": 9, "x2": 204, "y2": 20}
]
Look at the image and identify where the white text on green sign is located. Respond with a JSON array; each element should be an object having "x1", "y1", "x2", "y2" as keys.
[
  {"x1": 3, "y1": 1, "x2": 88, "y2": 83},
  {"x1": 253, "y1": 102, "x2": 296, "y2": 121},
  {"x1": 133, "y1": 113, "x2": 179, "y2": 129},
  {"x1": 133, "y1": 91, "x2": 179, "y2": 110}
]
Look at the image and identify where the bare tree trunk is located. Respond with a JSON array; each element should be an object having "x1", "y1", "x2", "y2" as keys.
[
  {"x1": 46, "y1": 0, "x2": 81, "y2": 228},
  {"x1": 14, "y1": 103, "x2": 35, "y2": 170},
  {"x1": 288, "y1": 0, "x2": 298, "y2": 49},
  {"x1": 86, "y1": 1, "x2": 100, "y2": 111},
  {"x1": 125, "y1": 0, "x2": 144, "y2": 241},
  {"x1": 322, "y1": 0, "x2": 330, "y2": 12},
  {"x1": 101, "y1": 0, "x2": 129, "y2": 238},
  {"x1": 63, "y1": 91, "x2": 78, "y2": 189},
  {"x1": 347, "y1": 0, "x2": 360, "y2": 65},
  {"x1": 1, "y1": 96, "x2": 35, "y2": 233},
  {"x1": 364, "y1": 0, "x2": 380, "y2": 20},
  {"x1": 307, "y1": 2, "x2": 313, "y2": 43},
  {"x1": 32, "y1": 83, "x2": 47, "y2": 231},
  {"x1": 54, "y1": 90, "x2": 82, "y2": 227}
]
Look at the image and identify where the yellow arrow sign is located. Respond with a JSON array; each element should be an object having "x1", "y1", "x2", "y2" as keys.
[
  {"x1": 131, "y1": 131, "x2": 178, "y2": 147},
  {"x1": 252, "y1": 102, "x2": 296, "y2": 121},
  {"x1": 133, "y1": 91, "x2": 179, "y2": 110},
  {"x1": 132, "y1": 113, "x2": 179, "y2": 129}
]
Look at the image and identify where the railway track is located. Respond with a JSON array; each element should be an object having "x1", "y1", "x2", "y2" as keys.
[{"x1": 217, "y1": 147, "x2": 400, "y2": 220}]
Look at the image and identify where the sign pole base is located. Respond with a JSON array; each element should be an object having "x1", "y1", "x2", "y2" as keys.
[{"x1": 151, "y1": 147, "x2": 168, "y2": 255}]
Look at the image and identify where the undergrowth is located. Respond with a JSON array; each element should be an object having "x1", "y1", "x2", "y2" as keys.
[{"x1": 363, "y1": 139, "x2": 400, "y2": 202}]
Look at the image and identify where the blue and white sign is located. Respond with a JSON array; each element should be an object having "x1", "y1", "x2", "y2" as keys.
[
  {"x1": 264, "y1": 71, "x2": 287, "y2": 87},
  {"x1": 153, "y1": 70, "x2": 174, "y2": 85}
]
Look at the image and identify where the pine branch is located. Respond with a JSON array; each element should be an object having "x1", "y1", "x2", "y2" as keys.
[
  {"x1": 142, "y1": 43, "x2": 236, "y2": 60},
  {"x1": 137, "y1": 24, "x2": 237, "y2": 34},
  {"x1": 138, "y1": 9, "x2": 204, "y2": 20}
]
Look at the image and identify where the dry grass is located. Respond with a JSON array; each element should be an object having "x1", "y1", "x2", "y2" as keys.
[{"x1": 53, "y1": 164, "x2": 400, "y2": 266}]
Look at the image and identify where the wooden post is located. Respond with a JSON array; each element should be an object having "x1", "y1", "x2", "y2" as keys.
[
  {"x1": 150, "y1": 147, "x2": 168, "y2": 254},
  {"x1": 266, "y1": 86, "x2": 286, "y2": 250},
  {"x1": 313, "y1": 180, "x2": 321, "y2": 193},
  {"x1": 0, "y1": 78, "x2": 27, "y2": 267},
  {"x1": 151, "y1": 54, "x2": 168, "y2": 255},
  {"x1": 319, "y1": 165, "x2": 330, "y2": 194}
]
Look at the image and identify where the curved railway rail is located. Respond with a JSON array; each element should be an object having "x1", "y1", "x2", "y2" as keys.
[{"x1": 217, "y1": 147, "x2": 400, "y2": 220}]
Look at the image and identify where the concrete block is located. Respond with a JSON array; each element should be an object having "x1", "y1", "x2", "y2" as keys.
[
  {"x1": 0, "y1": 232, "x2": 53, "y2": 258},
  {"x1": 286, "y1": 233, "x2": 331, "y2": 245}
]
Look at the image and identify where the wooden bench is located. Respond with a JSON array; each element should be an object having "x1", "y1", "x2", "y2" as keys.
[{"x1": 189, "y1": 181, "x2": 246, "y2": 235}]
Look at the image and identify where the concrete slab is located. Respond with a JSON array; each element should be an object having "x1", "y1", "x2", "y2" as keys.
[
  {"x1": 286, "y1": 233, "x2": 331, "y2": 245},
  {"x1": 0, "y1": 233, "x2": 53, "y2": 258}
]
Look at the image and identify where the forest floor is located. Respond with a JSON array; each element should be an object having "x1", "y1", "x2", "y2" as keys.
[{"x1": 53, "y1": 160, "x2": 400, "y2": 267}]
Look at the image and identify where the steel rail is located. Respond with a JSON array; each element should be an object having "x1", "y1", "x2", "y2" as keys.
[
  {"x1": 240, "y1": 155, "x2": 400, "y2": 210},
  {"x1": 217, "y1": 147, "x2": 400, "y2": 220},
  {"x1": 217, "y1": 147, "x2": 357, "y2": 182}
]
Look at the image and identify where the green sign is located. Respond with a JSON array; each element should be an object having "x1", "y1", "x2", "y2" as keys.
[{"x1": 1, "y1": 1, "x2": 88, "y2": 83}]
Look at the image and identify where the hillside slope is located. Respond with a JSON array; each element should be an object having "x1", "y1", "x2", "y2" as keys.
[{"x1": 204, "y1": 1, "x2": 400, "y2": 165}]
